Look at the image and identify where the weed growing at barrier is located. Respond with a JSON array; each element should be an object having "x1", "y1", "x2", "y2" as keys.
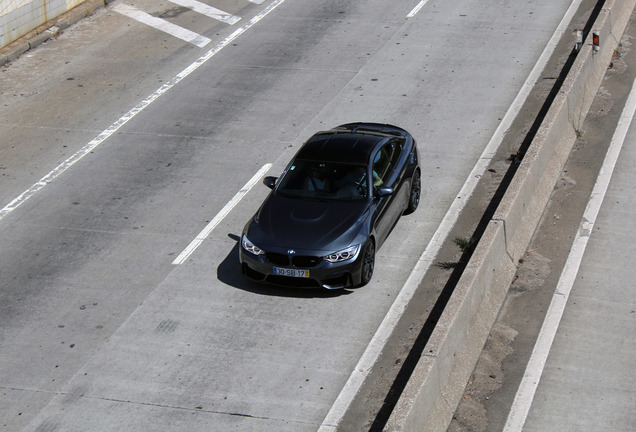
[{"x1": 453, "y1": 236, "x2": 477, "y2": 255}]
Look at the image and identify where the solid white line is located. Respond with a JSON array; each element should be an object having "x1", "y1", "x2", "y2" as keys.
[
  {"x1": 318, "y1": 0, "x2": 584, "y2": 430},
  {"x1": 407, "y1": 0, "x2": 429, "y2": 18},
  {"x1": 171, "y1": 163, "x2": 272, "y2": 265},
  {"x1": 169, "y1": 0, "x2": 241, "y2": 25},
  {"x1": 503, "y1": 76, "x2": 636, "y2": 432},
  {"x1": 0, "y1": 0, "x2": 288, "y2": 223},
  {"x1": 114, "y1": 3, "x2": 212, "y2": 47}
]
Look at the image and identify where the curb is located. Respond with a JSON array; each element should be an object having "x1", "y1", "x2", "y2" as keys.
[
  {"x1": 384, "y1": 1, "x2": 636, "y2": 431},
  {"x1": 0, "y1": 0, "x2": 109, "y2": 67}
]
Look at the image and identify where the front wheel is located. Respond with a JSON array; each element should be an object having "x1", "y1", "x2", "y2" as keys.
[{"x1": 357, "y1": 239, "x2": 375, "y2": 287}]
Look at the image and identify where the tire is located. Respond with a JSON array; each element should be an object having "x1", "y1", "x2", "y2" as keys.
[
  {"x1": 358, "y1": 239, "x2": 375, "y2": 287},
  {"x1": 406, "y1": 169, "x2": 421, "y2": 214}
]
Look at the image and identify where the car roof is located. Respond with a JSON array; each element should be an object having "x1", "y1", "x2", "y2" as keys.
[{"x1": 295, "y1": 131, "x2": 392, "y2": 165}]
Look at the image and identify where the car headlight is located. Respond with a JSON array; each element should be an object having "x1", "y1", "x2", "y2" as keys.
[
  {"x1": 324, "y1": 245, "x2": 360, "y2": 263},
  {"x1": 242, "y1": 235, "x2": 264, "y2": 256}
]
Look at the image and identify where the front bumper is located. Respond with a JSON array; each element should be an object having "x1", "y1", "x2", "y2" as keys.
[{"x1": 239, "y1": 247, "x2": 364, "y2": 290}]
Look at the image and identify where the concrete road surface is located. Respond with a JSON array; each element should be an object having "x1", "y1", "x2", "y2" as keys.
[{"x1": 0, "y1": 0, "x2": 592, "y2": 430}]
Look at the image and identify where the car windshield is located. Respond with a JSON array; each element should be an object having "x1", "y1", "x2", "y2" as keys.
[{"x1": 275, "y1": 160, "x2": 369, "y2": 201}]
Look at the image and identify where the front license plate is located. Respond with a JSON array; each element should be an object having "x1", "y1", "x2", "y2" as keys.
[{"x1": 273, "y1": 267, "x2": 309, "y2": 278}]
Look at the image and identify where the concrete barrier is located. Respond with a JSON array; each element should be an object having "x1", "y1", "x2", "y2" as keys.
[{"x1": 384, "y1": 1, "x2": 636, "y2": 430}]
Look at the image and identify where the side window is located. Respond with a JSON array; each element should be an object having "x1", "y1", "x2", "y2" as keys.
[{"x1": 372, "y1": 142, "x2": 396, "y2": 186}]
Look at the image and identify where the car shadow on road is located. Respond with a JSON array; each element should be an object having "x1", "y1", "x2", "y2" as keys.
[{"x1": 216, "y1": 234, "x2": 353, "y2": 298}]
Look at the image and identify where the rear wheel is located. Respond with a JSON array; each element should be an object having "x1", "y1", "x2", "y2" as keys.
[
  {"x1": 406, "y1": 169, "x2": 421, "y2": 214},
  {"x1": 358, "y1": 239, "x2": 375, "y2": 287}
]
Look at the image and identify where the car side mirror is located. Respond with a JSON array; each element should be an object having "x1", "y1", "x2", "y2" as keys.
[
  {"x1": 375, "y1": 186, "x2": 394, "y2": 197},
  {"x1": 263, "y1": 176, "x2": 278, "y2": 189}
]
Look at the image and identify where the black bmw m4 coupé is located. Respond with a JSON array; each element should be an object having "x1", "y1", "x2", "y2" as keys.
[{"x1": 240, "y1": 123, "x2": 420, "y2": 289}]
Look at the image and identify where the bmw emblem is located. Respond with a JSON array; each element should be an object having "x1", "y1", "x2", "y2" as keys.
[{"x1": 288, "y1": 249, "x2": 296, "y2": 255}]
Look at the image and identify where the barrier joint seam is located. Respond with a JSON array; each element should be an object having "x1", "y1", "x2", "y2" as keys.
[{"x1": 492, "y1": 217, "x2": 518, "y2": 267}]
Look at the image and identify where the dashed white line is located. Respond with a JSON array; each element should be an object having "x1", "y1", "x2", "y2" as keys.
[
  {"x1": 502, "y1": 76, "x2": 636, "y2": 432},
  {"x1": 114, "y1": 3, "x2": 212, "y2": 47},
  {"x1": 169, "y1": 0, "x2": 241, "y2": 25},
  {"x1": 171, "y1": 163, "x2": 272, "y2": 265},
  {"x1": 407, "y1": 0, "x2": 429, "y2": 18},
  {"x1": 0, "y1": 0, "x2": 289, "y2": 223}
]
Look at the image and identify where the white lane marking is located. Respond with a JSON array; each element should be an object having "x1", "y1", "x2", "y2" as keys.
[
  {"x1": 407, "y1": 0, "x2": 430, "y2": 18},
  {"x1": 503, "y1": 76, "x2": 636, "y2": 432},
  {"x1": 171, "y1": 163, "x2": 272, "y2": 265},
  {"x1": 317, "y1": 0, "x2": 585, "y2": 430},
  {"x1": 248, "y1": 0, "x2": 265, "y2": 4},
  {"x1": 114, "y1": 3, "x2": 212, "y2": 47},
  {"x1": 0, "y1": 0, "x2": 289, "y2": 223},
  {"x1": 169, "y1": 0, "x2": 241, "y2": 25}
]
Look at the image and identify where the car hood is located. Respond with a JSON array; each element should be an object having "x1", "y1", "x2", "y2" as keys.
[{"x1": 247, "y1": 193, "x2": 369, "y2": 253}]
